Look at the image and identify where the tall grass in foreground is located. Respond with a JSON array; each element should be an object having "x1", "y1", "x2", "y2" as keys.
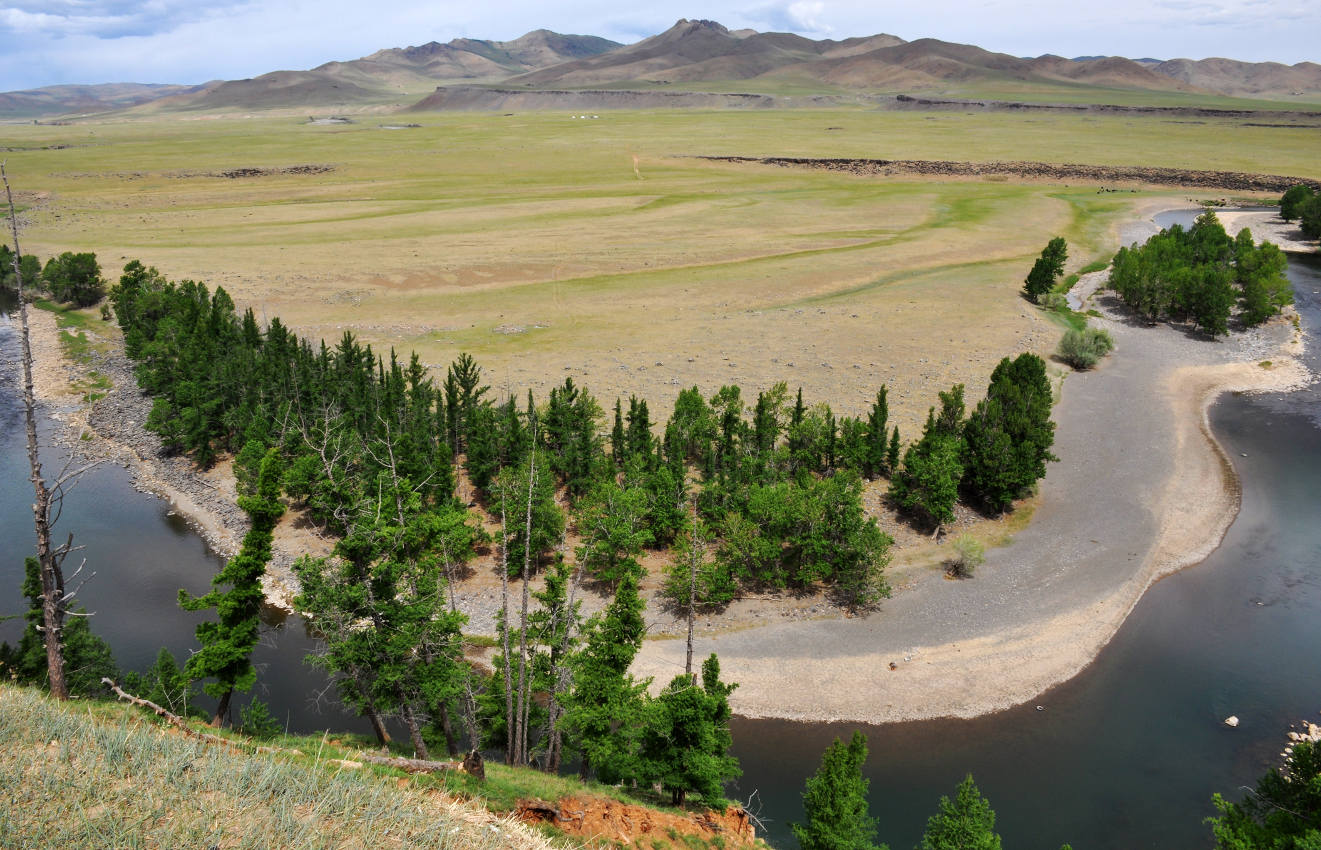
[{"x1": 0, "y1": 685, "x2": 553, "y2": 850}]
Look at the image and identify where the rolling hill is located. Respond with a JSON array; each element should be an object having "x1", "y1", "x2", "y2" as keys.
[
  {"x1": 172, "y1": 29, "x2": 621, "y2": 111},
  {"x1": 4, "y1": 19, "x2": 1320, "y2": 118},
  {"x1": 0, "y1": 83, "x2": 211, "y2": 120}
]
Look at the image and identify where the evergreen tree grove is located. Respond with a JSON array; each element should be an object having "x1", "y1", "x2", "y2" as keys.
[{"x1": 961, "y1": 353, "x2": 1057, "y2": 512}]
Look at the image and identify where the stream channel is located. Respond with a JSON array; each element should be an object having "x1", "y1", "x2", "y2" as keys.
[{"x1": 2, "y1": 212, "x2": 1318, "y2": 848}]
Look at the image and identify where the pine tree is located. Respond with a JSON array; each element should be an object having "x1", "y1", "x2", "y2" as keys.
[
  {"x1": 866, "y1": 387, "x2": 889, "y2": 477},
  {"x1": 890, "y1": 388, "x2": 965, "y2": 532},
  {"x1": 792, "y1": 731, "x2": 885, "y2": 850},
  {"x1": 962, "y1": 353, "x2": 1057, "y2": 512},
  {"x1": 919, "y1": 775, "x2": 1002, "y2": 850},
  {"x1": 562, "y1": 571, "x2": 649, "y2": 783},
  {"x1": 638, "y1": 654, "x2": 741, "y2": 807},
  {"x1": 611, "y1": 398, "x2": 626, "y2": 468},
  {"x1": 1023, "y1": 237, "x2": 1068, "y2": 302},
  {"x1": 180, "y1": 448, "x2": 284, "y2": 726}
]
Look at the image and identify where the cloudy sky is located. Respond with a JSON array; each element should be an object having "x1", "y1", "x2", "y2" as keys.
[{"x1": 1, "y1": 0, "x2": 1316, "y2": 92}]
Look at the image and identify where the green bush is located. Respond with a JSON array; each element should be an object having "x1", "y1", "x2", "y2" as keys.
[
  {"x1": 1040, "y1": 292, "x2": 1069, "y2": 311},
  {"x1": 947, "y1": 535, "x2": 985, "y2": 579},
  {"x1": 41, "y1": 252, "x2": 105, "y2": 307},
  {"x1": 238, "y1": 698, "x2": 283, "y2": 739},
  {"x1": 1057, "y1": 327, "x2": 1114, "y2": 371}
]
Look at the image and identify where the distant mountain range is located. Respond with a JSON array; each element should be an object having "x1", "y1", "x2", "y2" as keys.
[
  {"x1": 0, "y1": 82, "x2": 210, "y2": 119},
  {"x1": 4, "y1": 19, "x2": 1320, "y2": 118}
]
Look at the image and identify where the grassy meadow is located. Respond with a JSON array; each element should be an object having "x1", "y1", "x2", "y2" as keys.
[{"x1": 4, "y1": 107, "x2": 1315, "y2": 433}]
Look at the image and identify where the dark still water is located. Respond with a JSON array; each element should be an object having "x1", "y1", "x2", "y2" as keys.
[
  {"x1": 0, "y1": 316, "x2": 368, "y2": 735},
  {"x1": 1, "y1": 245, "x2": 1319, "y2": 849}
]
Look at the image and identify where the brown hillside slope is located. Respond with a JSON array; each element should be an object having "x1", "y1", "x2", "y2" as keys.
[
  {"x1": 1154, "y1": 57, "x2": 1321, "y2": 98},
  {"x1": 0, "y1": 83, "x2": 207, "y2": 119},
  {"x1": 507, "y1": 23, "x2": 1216, "y2": 98},
  {"x1": 765, "y1": 38, "x2": 1205, "y2": 93},
  {"x1": 174, "y1": 30, "x2": 621, "y2": 111}
]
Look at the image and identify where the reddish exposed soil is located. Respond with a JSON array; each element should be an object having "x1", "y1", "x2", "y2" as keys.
[{"x1": 517, "y1": 795, "x2": 758, "y2": 848}]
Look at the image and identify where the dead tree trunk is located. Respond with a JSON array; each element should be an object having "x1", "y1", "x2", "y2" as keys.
[
  {"x1": 514, "y1": 446, "x2": 536, "y2": 766},
  {"x1": 500, "y1": 503, "x2": 514, "y2": 765},
  {"x1": 544, "y1": 551, "x2": 581, "y2": 775},
  {"x1": 436, "y1": 702, "x2": 459, "y2": 757},
  {"x1": 212, "y1": 687, "x2": 233, "y2": 728},
  {"x1": 398, "y1": 695, "x2": 430, "y2": 761},
  {"x1": 365, "y1": 701, "x2": 391, "y2": 749},
  {"x1": 5, "y1": 163, "x2": 82, "y2": 701},
  {"x1": 441, "y1": 549, "x2": 481, "y2": 753},
  {"x1": 685, "y1": 496, "x2": 699, "y2": 680}
]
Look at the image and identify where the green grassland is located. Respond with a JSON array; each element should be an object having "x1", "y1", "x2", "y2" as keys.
[{"x1": 3, "y1": 108, "x2": 1314, "y2": 431}]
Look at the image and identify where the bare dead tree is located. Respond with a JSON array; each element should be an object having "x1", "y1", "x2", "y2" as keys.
[
  {"x1": 685, "y1": 495, "x2": 700, "y2": 680},
  {"x1": 439, "y1": 537, "x2": 482, "y2": 754},
  {"x1": 543, "y1": 531, "x2": 581, "y2": 774},
  {"x1": 513, "y1": 438, "x2": 537, "y2": 767},
  {"x1": 499, "y1": 501, "x2": 513, "y2": 765},
  {"x1": 4, "y1": 162, "x2": 101, "y2": 701}
]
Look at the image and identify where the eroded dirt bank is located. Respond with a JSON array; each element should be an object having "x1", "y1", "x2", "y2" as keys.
[{"x1": 702, "y1": 155, "x2": 1321, "y2": 194}]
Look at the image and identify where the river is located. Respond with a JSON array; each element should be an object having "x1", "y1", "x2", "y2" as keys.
[{"x1": 1, "y1": 222, "x2": 1318, "y2": 848}]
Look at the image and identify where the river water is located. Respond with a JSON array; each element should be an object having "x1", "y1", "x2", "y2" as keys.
[{"x1": 1, "y1": 226, "x2": 1318, "y2": 848}]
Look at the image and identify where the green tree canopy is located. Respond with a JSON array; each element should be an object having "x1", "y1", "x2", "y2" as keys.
[
  {"x1": 42, "y1": 251, "x2": 105, "y2": 307},
  {"x1": 637, "y1": 654, "x2": 741, "y2": 808},
  {"x1": 1023, "y1": 237, "x2": 1068, "y2": 302},
  {"x1": 792, "y1": 730, "x2": 886, "y2": 850},
  {"x1": 1210, "y1": 739, "x2": 1321, "y2": 849},
  {"x1": 179, "y1": 448, "x2": 284, "y2": 725},
  {"x1": 919, "y1": 774, "x2": 1002, "y2": 850},
  {"x1": 562, "y1": 571, "x2": 649, "y2": 783},
  {"x1": 962, "y1": 353, "x2": 1057, "y2": 512}
]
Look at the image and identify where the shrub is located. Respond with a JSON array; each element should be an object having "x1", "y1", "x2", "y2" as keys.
[
  {"x1": 41, "y1": 251, "x2": 105, "y2": 307},
  {"x1": 947, "y1": 535, "x2": 985, "y2": 578},
  {"x1": 238, "y1": 698, "x2": 283, "y2": 739},
  {"x1": 1040, "y1": 292, "x2": 1069, "y2": 311},
  {"x1": 1057, "y1": 326, "x2": 1114, "y2": 370}
]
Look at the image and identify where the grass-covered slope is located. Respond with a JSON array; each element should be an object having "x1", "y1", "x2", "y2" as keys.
[{"x1": 0, "y1": 684, "x2": 551, "y2": 850}]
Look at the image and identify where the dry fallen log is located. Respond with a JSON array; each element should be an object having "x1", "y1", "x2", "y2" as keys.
[
  {"x1": 101, "y1": 677, "x2": 239, "y2": 750},
  {"x1": 354, "y1": 748, "x2": 483, "y2": 780},
  {"x1": 103, "y1": 677, "x2": 483, "y2": 781}
]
